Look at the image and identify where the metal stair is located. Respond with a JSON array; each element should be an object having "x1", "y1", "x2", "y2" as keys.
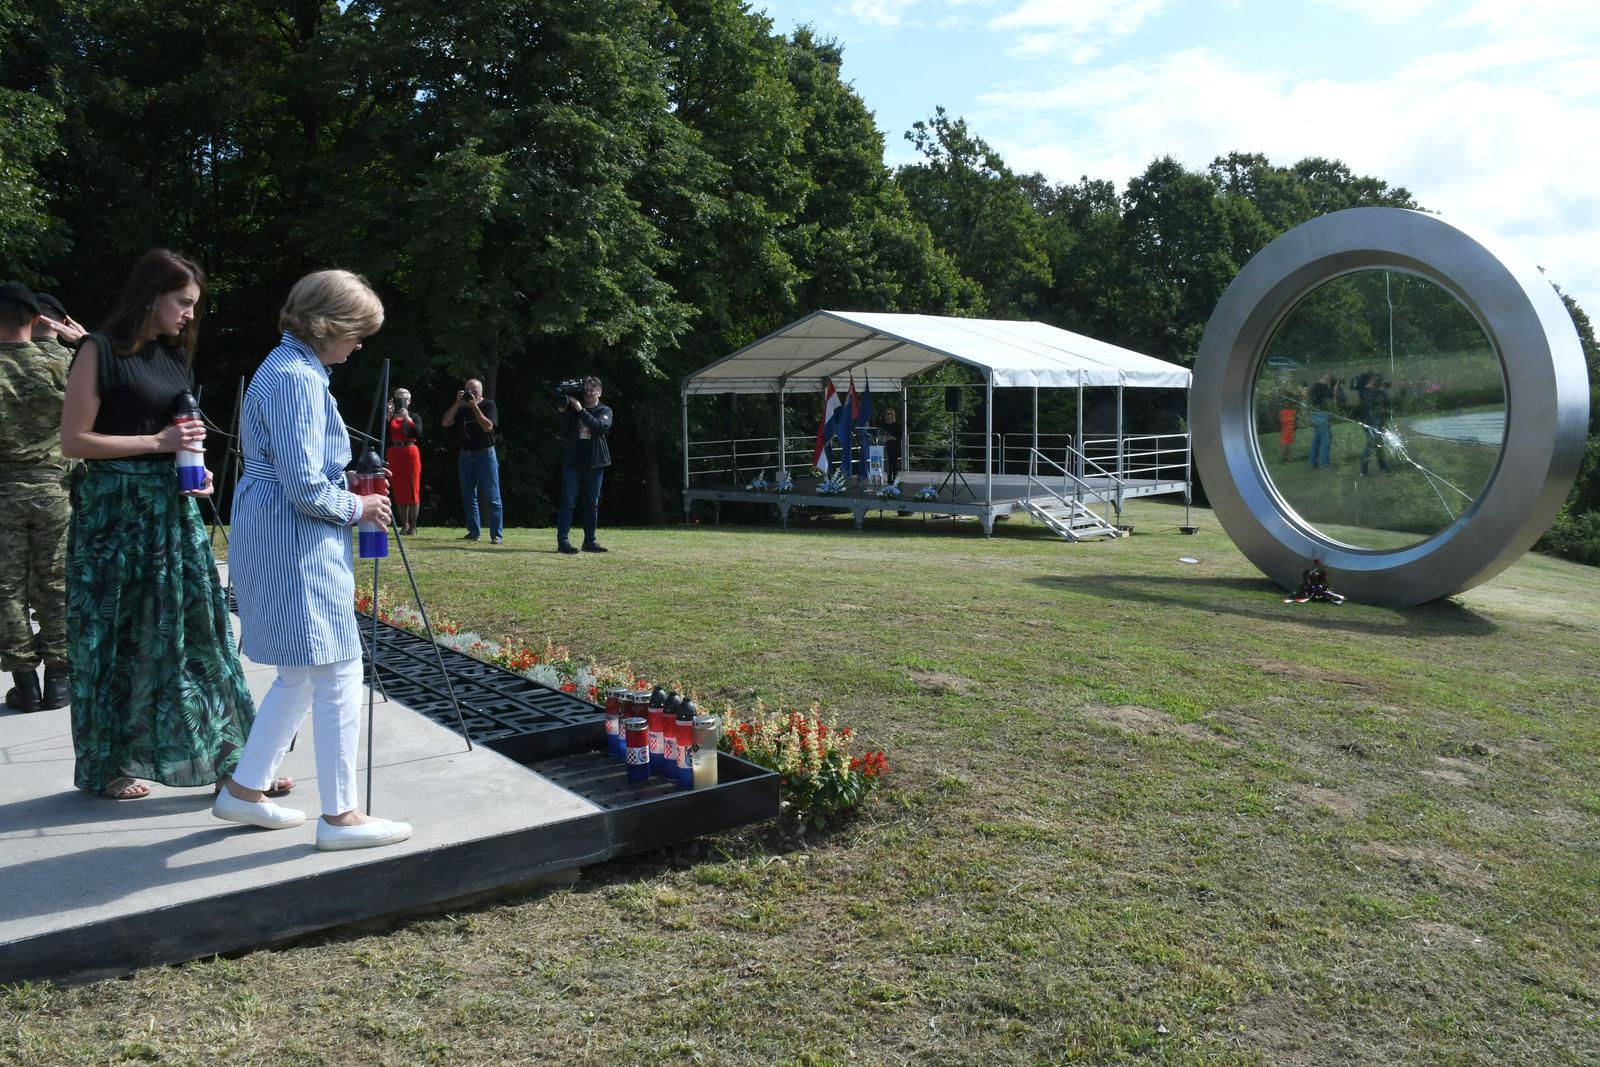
[
  {"x1": 1019, "y1": 496, "x2": 1121, "y2": 541},
  {"x1": 1022, "y1": 445, "x2": 1125, "y2": 542}
]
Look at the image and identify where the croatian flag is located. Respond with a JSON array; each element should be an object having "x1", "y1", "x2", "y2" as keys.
[{"x1": 812, "y1": 379, "x2": 841, "y2": 473}]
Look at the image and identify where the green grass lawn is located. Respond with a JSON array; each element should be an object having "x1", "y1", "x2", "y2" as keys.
[
  {"x1": 1258, "y1": 425, "x2": 1499, "y2": 549},
  {"x1": 6, "y1": 504, "x2": 1599, "y2": 1065}
]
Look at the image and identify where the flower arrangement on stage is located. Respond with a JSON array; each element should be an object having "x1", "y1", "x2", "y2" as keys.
[
  {"x1": 815, "y1": 469, "x2": 848, "y2": 495},
  {"x1": 719, "y1": 700, "x2": 889, "y2": 828},
  {"x1": 913, "y1": 485, "x2": 938, "y2": 502},
  {"x1": 876, "y1": 479, "x2": 902, "y2": 500},
  {"x1": 775, "y1": 469, "x2": 794, "y2": 493},
  {"x1": 745, "y1": 470, "x2": 769, "y2": 491}
]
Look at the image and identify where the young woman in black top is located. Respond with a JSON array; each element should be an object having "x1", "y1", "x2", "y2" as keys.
[{"x1": 59, "y1": 249, "x2": 261, "y2": 801}]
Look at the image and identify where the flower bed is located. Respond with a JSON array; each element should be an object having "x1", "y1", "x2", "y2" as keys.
[
  {"x1": 718, "y1": 701, "x2": 889, "y2": 828},
  {"x1": 356, "y1": 589, "x2": 889, "y2": 824}
]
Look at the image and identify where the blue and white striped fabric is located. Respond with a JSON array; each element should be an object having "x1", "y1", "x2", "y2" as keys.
[{"x1": 231, "y1": 333, "x2": 362, "y2": 666}]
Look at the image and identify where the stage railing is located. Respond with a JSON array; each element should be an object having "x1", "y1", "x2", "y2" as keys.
[
  {"x1": 686, "y1": 430, "x2": 1188, "y2": 493},
  {"x1": 1081, "y1": 432, "x2": 1191, "y2": 485},
  {"x1": 686, "y1": 435, "x2": 820, "y2": 487},
  {"x1": 1000, "y1": 433, "x2": 1075, "y2": 475},
  {"x1": 906, "y1": 431, "x2": 1001, "y2": 474}
]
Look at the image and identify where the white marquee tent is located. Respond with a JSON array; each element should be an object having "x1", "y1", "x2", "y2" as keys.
[
  {"x1": 683, "y1": 310, "x2": 1193, "y2": 395},
  {"x1": 679, "y1": 311, "x2": 1193, "y2": 536}
]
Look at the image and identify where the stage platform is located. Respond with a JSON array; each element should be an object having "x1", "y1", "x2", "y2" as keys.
[
  {"x1": 685, "y1": 469, "x2": 1187, "y2": 535},
  {"x1": 0, "y1": 594, "x2": 778, "y2": 986}
]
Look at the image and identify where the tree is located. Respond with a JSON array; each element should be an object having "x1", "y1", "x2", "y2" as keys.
[
  {"x1": 0, "y1": 0, "x2": 69, "y2": 281},
  {"x1": 783, "y1": 30, "x2": 978, "y2": 316},
  {"x1": 896, "y1": 107, "x2": 1050, "y2": 319}
]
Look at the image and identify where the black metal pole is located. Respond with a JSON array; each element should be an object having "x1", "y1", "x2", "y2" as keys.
[
  {"x1": 367, "y1": 552, "x2": 378, "y2": 812},
  {"x1": 391, "y1": 525, "x2": 473, "y2": 751}
]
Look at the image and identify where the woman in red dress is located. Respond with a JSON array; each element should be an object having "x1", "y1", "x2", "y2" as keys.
[{"x1": 385, "y1": 387, "x2": 422, "y2": 535}]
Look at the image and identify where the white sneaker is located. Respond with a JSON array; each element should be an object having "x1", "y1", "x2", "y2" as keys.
[
  {"x1": 212, "y1": 788, "x2": 307, "y2": 830},
  {"x1": 315, "y1": 817, "x2": 412, "y2": 852}
]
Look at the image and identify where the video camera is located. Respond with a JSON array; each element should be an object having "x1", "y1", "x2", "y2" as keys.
[{"x1": 553, "y1": 379, "x2": 585, "y2": 401}]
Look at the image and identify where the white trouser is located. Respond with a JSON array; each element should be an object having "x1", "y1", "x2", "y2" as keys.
[{"x1": 233, "y1": 658, "x2": 362, "y2": 817}]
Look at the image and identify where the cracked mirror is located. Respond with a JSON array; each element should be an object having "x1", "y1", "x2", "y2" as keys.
[{"x1": 1252, "y1": 269, "x2": 1506, "y2": 550}]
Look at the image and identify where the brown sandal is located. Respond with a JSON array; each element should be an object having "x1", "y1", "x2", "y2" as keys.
[
  {"x1": 101, "y1": 776, "x2": 151, "y2": 801},
  {"x1": 213, "y1": 776, "x2": 294, "y2": 798}
]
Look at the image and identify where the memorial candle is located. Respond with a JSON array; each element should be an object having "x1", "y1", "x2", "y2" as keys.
[
  {"x1": 675, "y1": 698, "x2": 697, "y2": 790},
  {"x1": 624, "y1": 716, "x2": 650, "y2": 784},
  {"x1": 692, "y1": 714, "x2": 721, "y2": 789},
  {"x1": 604, "y1": 686, "x2": 627, "y2": 758},
  {"x1": 647, "y1": 687, "x2": 667, "y2": 777},
  {"x1": 662, "y1": 691, "x2": 683, "y2": 777}
]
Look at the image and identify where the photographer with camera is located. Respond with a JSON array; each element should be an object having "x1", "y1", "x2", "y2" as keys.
[
  {"x1": 1353, "y1": 371, "x2": 1392, "y2": 477},
  {"x1": 442, "y1": 378, "x2": 503, "y2": 544},
  {"x1": 554, "y1": 376, "x2": 612, "y2": 555}
]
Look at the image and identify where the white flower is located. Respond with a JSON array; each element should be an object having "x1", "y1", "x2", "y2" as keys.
[
  {"x1": 521, "y1": 663, "x2": 563, "y2": 688},
  {"x1": 437, "y1": 631, "x2": 482, "y2": 652}
]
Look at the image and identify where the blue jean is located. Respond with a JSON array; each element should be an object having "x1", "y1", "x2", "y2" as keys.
[
  {"x1": 557, "y1": 464, "x2": 604, "y2": 546},
  {"x1": 458, "y1": 448, "x2": 503, "y2": 539},
  {"x1": 1309, "y1": 411, "x2": 1331, "y2": 468}
]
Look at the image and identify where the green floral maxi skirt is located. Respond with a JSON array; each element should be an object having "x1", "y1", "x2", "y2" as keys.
[{"x1": 67, "y1": 461, "x2": 257, "y2": 793}]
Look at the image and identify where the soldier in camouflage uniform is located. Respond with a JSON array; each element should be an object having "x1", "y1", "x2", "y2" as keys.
[{"x1": 0, "y1": 281, "x2": 72, "y2": 712}]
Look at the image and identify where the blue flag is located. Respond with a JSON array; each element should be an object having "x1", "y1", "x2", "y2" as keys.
[
  {"x1": 833, "y1": 381, "x2": 853, "y2": 476},
  {"x1": 855, "y1": 377, "x2": 875, "y2": 477}
]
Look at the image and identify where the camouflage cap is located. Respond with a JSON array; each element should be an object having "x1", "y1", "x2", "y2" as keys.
[{"x1": 0, "y1": 281, "x2": 40, "y2": 316}]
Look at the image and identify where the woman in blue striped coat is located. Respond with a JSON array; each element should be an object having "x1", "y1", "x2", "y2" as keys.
[{"x1": 214, "y1": 270, "x2": 411, "y2": 851}]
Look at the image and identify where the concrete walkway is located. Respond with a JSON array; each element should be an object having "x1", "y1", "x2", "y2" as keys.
[{"x1": 0, "y1": 624, "x2": 601, "y2": 984}]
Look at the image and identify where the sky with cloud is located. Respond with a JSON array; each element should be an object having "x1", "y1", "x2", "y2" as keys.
[{"x1": 760, "y1": 0, "x2": 1600, "y2": 319}]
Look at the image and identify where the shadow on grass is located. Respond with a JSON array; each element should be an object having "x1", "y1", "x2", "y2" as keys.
[{"x1": 1033, "y1": 572, "x2": 1499, "y2": 636}]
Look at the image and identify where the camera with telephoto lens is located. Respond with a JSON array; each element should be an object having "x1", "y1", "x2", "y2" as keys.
[{"x1": 553, "y1": 379, "x2": 585, "y2": 401}]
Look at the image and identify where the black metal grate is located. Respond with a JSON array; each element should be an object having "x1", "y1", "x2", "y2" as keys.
[
  {"x1": 356, "y1": 613, "x2": 604, "y2": 758},
  {"x1": 528, "y1": 748, "x2": 774, "y2": 814},
  {"x1": 531, "y1": 750, "x2": 692, "y2": 810}
]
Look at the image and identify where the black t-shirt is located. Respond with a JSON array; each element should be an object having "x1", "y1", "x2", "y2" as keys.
[
  {"x1": 458, "y1": 398, "x2": 498, "y2": 451},
  {"x1": 80, "y1": 334, "x2": 194, "y2": 465}
]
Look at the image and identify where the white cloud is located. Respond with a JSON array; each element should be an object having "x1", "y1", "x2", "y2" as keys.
[
  {"x1": 1448, "y1": 0, "x2": 1593, "y2": 33},
  {"x1": 1311, "y1": 0, "x2": 1440, "y2": 25},
  {"x1": 989, "y1": 0, "x2": 1166, "y2": 32},
  {"x1": 845, "y1": 0, "x2": 924, "y2": 26},
  {"x1": 987, "y1": 0, "x2": 1167, "y2": 57},
  {"x1": 973, "y1": 42, "x2": 1600, "y2": 313}
]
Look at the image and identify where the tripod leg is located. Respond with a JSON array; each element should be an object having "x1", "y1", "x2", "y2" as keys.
[{"x1": 393, "y1": 526, "x2": 474, "y2": 751}]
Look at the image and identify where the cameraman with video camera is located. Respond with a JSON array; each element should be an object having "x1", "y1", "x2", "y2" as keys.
[
  {"x1": 442, "y1": 378, "x2": 503, "y2": 544},
  {"x1": 554, "y1": 376, "x2": 612, "y2": 555}
]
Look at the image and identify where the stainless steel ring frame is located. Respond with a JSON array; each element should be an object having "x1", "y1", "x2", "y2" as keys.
[{"x1": 1191, "y1": 207, "x2": 1589, "y2": 606}]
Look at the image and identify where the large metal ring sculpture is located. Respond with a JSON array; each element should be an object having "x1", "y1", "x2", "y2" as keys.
[{"x1": 1192, "y1": 207, "x2": 1589, "y2": 606}]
